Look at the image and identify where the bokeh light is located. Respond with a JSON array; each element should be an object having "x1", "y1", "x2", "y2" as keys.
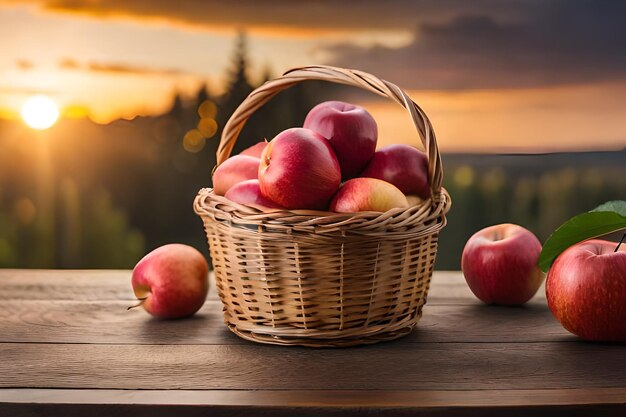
[
  {"x1": 454, "y1": 165, "x2": 476, "y2": 188},
  {"x1": 197, "y1": 118, "x2": 218, "y2": 138},
  {"x1": 183, "y1": 129, "x2": 206, "y2": 153},
  {"x1": 198, "y1": 100, "x2": 217, "y2": 119},
  {"x1": 13, "y1": 198, "x2": 37, "y2": 225}
]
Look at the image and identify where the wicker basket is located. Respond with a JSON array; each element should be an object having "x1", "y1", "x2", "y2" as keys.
[{"x1": 194, "y1": 65, "x2": 451, "y2": 347}]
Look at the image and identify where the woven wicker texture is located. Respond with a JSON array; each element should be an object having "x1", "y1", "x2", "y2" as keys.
[{"x1": 194, "y1": 65, "x2": 451, "y2": 347}]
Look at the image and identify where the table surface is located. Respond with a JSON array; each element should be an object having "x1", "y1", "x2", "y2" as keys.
[{"x1": 0, "y1": 269, "x2": 625, "y2": 417}]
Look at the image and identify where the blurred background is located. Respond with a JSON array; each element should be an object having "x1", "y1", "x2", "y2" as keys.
[{"x1": 0, "y1": 1, "x2": 624, "y2": 270}]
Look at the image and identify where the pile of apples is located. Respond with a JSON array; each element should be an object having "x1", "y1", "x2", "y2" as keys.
[{"x1": 212, "y1": 101, "x2": 431, "y2": 213}]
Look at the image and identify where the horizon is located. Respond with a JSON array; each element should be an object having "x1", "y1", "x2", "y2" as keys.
[{"x1": 3, "y1": 113, "x2": 626, "y2": 156}]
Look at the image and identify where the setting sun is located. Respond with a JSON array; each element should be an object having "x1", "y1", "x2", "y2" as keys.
[{"x1": 21, "y1": 95, "x2": 60, "y2": 130}]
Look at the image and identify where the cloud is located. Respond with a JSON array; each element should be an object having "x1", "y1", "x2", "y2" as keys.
[
  {"x1": 86, "y1": 62, "x2": 183, "y2": 76},
  {"x1": 5, "y1": 0, "x2": 626, "y2": 89},
  {"x1": 0, "y1": 86, "x2": 58, "y2": 95},
  {"x1": 324, "y1": 2, "x2": 626, "y2": 89},
  {"x1": 58, "y1": 58, "x2": 79, "y2": 70},
  {"x1": 58, "y1": 58, "x2": 184, "y2": 76},
  {"x1": 3, "y1": 0, "x2": 530, "y2": 33},
  {"x1": 16, "y1": 59, "x2": 34, "y2": 70}
]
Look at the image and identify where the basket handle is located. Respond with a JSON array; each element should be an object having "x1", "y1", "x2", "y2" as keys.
[{"x1": 216, "y1": 65, "x2": 443, "y2": 195}]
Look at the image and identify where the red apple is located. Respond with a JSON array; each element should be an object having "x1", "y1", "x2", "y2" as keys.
[
  {"x1": 212, "y1": 155, "x2": 260, "y2": 196},
  {"x1": 224, "y1": 179, "x2": 283, "y2": 210},
  {"x1": 329, "y1": 178, "x2": 409, "y2": 213},
  {"x1": 259, "y1": 127, "x2": 341, "y2": 210},
  {"x1": 461, "y1": 224, "x2": 544, "y2": 305},
  {"x1": 303, "y1": 101, "x2": 377, "y2": 179},
  {"x1": 130, "y1": 244, "x2": 209, "y2": 319},
  {"x1": 360, "y1": 144, "x2": 430, "y2": 200},
  {"x1": 546, "y1": 239, "x2": 626, "y2": 342},
  {"x1": 240, "y1": 141, "x2": 267, "y2": 158}
]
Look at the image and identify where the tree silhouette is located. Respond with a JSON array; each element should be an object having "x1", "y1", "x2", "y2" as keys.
[
  {"x1": 217, "y1": 32, "x2": 255, "y2": 152},
  {"x1": 194, "y1": 83, "x2": 211, "y2": 110}
]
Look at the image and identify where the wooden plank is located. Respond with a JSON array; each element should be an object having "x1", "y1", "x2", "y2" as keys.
[
  {"x1": 428, "y1": 271, "x2": 548, "y2": 303},
  {"x1": 2, "y1": 404, "x2": 625, "y2": 417},
  {"x1": 2, "y1": 342, "x2": 625, "y2": 391},
  {"x1": 2, "y1": 387, "x2": 626, "y2": 407},
  {"x1": 0, "y1": 300, "x2": 567, "y2": 345},
  {"x1": 0, "y1": 270, "x2": 136, "y2": 301},
  {"x1": 0, "y1": 269, "x2": 543, "y2": 304}
]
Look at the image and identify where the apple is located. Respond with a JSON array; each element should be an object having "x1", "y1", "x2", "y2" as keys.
[
  {"x1": 329, "y1": 178, "x2": 409, "y2": 213},
  {"x1": 130, "y1": 244, "x2": 209, "y2": 319},
  {"x1": 461, "y1": 223, "x2": 544, "y2": 305},
  {"x1": 406, "y1": 195, "x2": 424, "y2": 206},
  {"x1": 360, "y1": 144, "x2": 430, "y2": 200},
  {"x1": 303, "y1": 101, "x2": 377, "y2": 179},
  {"x1": 212, "y1": 154, "x2": 260, "y2": 196},
  {"x1": 259, "y1": 127, "x2": 341, "y2": 210},
  {"x1": 240, "y1": 141, "x2": 268, "y2": 158},
  {"x1": 546, "y1": 239, "x2": 626, "y2": 342},
  {"x1": 224, "y1": 179, "x2": 283, "y2": 210}
]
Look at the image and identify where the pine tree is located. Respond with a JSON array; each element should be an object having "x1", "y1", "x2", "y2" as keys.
[
  {"x1": 221, "y1": 31, "x2": 254, "y2": 110},
  {"x1": 193, "y1": 83, "x2": 211, "y2": 111},
  {"x1": 168, "y1": 92, "x2": 186, "y2": 120},
  {"x1": 218, "y1": 31, "x2": 257, "y2": 154}
]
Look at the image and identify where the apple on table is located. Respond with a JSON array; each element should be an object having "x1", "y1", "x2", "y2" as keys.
[
  {"x1": 546, "y1": 239, "x2": 626, "y2": 342},
  {"x1": 461, "y1": 223, "x2": 545, "y2": 305},
  {"x1": 130, "y1": 244, "x2": 209, "y2": 319}
]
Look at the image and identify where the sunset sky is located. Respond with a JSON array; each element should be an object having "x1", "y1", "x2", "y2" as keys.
[{"x1": 1, "y1": 0, "x2": 625, "y2": 152}]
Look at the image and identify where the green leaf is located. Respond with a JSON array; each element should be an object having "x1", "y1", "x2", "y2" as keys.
[
  {"x1": 591, "y1": 200, "x2": 626, "y2": 217},
  {"x1": 538, "y1": 201, "x2": 626, "y2": 273}
]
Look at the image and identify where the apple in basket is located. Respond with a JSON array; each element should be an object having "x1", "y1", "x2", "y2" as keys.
[
  {"x1": 240, "y1": 140, "x2": 268, "y2": 158},
  {"x1": 304, "y1": 101, "x2": 377, "y2": 180},
  {"x1": 212, "y1": 154, "x2": 260, "y2": 196},
  {"x1": 546, "y1": 239, "x2": 626, "y2": 342},
  {"x1": 225, "y1": 179, "x2": 283, "y2": 210},
  {"x1": 130, "y1": 244, "x2": 209, "y2": 319},
  {"x1": 259, "y1": 127, "x2": 341, "y2": 210},
  {"x1": 361, "y1": 144, "x2": 430, "y2": 200},
  {"x1": 461, "y1": 223, "x2": 544, "y2": 305},
  {"x1": 330, "y1": 178, "x2": 409, "y2": 213}
]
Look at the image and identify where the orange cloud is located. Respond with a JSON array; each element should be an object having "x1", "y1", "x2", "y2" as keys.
[
  {"x1": 16, "y1": 59, "x2": 34, "y2": 70},
  {"x1": 58, "y1": 58, "x2": 185, "y2": 76},
  {"x1": 3, "y1": 0, "x2": 521, "y2": 34}
]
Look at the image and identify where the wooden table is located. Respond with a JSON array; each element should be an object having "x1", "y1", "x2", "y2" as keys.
[{"x1": 1, "y1": 270, "x2": 625, "y2": 416}]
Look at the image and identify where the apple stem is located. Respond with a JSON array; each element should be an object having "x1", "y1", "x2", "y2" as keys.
[
  {"x1": 127, "y1": 297, "x2": 147, "y2": 310},
  {"x1": 615, "y1": 232, "x2": 626, "y2": 253}
]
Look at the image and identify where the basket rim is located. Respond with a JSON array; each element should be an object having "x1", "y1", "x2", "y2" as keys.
[{"x1": 194, "y1": 187, "x2": 450, "y2": 236}]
